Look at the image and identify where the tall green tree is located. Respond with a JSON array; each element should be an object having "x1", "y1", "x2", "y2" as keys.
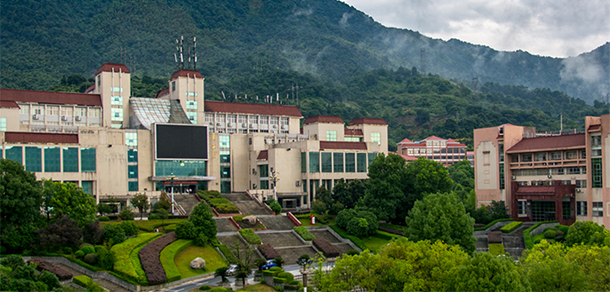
[
  {"x1": 0, "y1": 159, "x2": 44, "y2": 252},
  {"x1": 130, "y1": 193, "x2": 149, "y2": 219},
  {"x1": 189, "y1": 201, "x2": 218, "y2": 239},
  {"x1": 449, "y1": 252, "x2": 530, "y2": 291},
  {"x1": 43, "y1": 180, "x2": 96, "y2": 226},
  {"x1": 402, "y1": 157, "x2": 453, "y2": 216},
  {"x1": 405, "y1": 192, "x2": 476, "y2": 253},
  {"x1": 360, "y1": 153, "x2": 408, "y2": 222},
  {"x1": 565, "y1": 221, "x2": 608, "y2": 247},
  {"x1": 331, "y1": 178, "x2": 366, "y2": 209}
]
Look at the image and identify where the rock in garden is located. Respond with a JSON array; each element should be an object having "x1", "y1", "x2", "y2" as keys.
[
  {"x1": 243, "y1": 215, "x2": 258, "y2": 226},
  {"x1": 190, "y1": 257, "x2": 206, "y2": 270}
]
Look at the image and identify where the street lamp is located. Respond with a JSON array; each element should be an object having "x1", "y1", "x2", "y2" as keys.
[
  {"x1": 270, "y1": 170, "x2": 279, "y2": 201},
  {"x1": 167, "y1": 173, "x2": 176, "y2": 215},
  {"x1": 296, "y1": 256, "x2": 314, "y2": 291}
]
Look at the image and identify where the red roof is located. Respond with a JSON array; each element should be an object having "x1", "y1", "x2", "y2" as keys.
[
  {"x1": 204, "y1": 101, "x2": 302, "y2": 117},
  {"x1": 506, "y1": 133, "x2": 585, "y2": 153},
  {"x1": 422, "y1": 135, "x2": 445, "y2": 141},
  {"x1": 257, "y1": 150, "x2": 268, "y2": 160},
  {"x1": 4, "y1": 132, "x2": 79, "y2": 144},
  {"x1": 0, "y1": 100, "x2": 19, "y2": 108},
  {"x1": 155, "y1": 88, "x2": 170, "y2": 98},
  {"x1": 344, "y1": 129, "x2": 363, "y2": 136},
  {"x1": 84, "y1": 84, "x2": 95, "y2": 93},
  {"x1": 303, "y1": 116, "x2": 344, "y2": 125},
  {"x1": 588, "y1": 124, "x2": 601, "y2": 132},
  {"x1": 347, "y1": 118, "x2": 387, "y2": 126},
  {"x1": 319, "y1": 141, "x2": 367, "y2": 150},
  {"x1": 95, "y1": 63, "x2": 130, "y2": 75},
  {"x1": 170, "y1": 69, "x2": 203, "y2": 80},
  {"x1": 398, "y1": 138, "x2": 412, "y2": 144},
  {"x1": 515, "y1": 186, "x2": 556, "y2": 194},
  {"x1": 0, "y1": 88, "x2": 102, "y2": 106},
  {"x1": 391, "y1": 152, "x2": 418, "y2": 161}
]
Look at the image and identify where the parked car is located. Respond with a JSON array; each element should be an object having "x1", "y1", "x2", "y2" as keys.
[
  {"x1": 261, "y1": 259, "x2": 278, "y2": 270},
  {"x1": 226, "y1": 264, "x2": 238, "y2": 276}
]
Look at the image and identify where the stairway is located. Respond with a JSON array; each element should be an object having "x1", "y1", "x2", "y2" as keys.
[
  {"x1": 502, "y1": 222, "x2": 536, "y2": 260},
  {"x1": 173, "y1": 194, "x2": 201, "y2": 215}
]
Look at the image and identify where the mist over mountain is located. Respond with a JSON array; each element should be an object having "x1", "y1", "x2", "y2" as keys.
[{"x1": 1, "y1": 0, "x2": 608, "y2": 104}]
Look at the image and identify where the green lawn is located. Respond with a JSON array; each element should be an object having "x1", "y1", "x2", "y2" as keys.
[
  {"x1": 298, "y1": 216, "x2": 335, "y2": 227},
  {"x1": 100, "y1": 219, "x2": 186, "y2": 232},
  {"x1": 531, "y1": 233, "x2": 556, "y2": 244},
  {"x1": 488, "y1": 243, "x2": 505, "y2": 255},
  {"x1": 188, "y1": 284, "x2": 276, "y2": 292},
  {"x1": 174, "y1": 244, "x2": 227, "y2": 279},
  {"x1": 360, "y1": 233, "x2": 400, "y2": 253}
]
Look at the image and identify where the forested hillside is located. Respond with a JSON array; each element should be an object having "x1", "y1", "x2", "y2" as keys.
[{"x1": 1, "y1": 0, "x2": 608, "y2": 104}]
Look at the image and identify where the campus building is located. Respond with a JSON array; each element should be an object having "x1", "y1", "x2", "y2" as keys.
[
  {"x1": 0, "y1": 63, "x2": 387, "y2": 212},
  {"x1": 397, "y1": 135, "x2": 472, "y2": 166},
  {"x1": 473, "y1": 116, "x2": 610, "y2": 228}
]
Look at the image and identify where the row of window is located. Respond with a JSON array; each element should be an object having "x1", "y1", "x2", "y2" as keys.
[
  {"x1": 2, "y1": 146, "x2": 96, "y2": 173},
  {"x1": 516, "y1": 180, "x2": 587, "y2": 187},
  {"x1": 154, "y1": 160, "x2": 207, "y2": 177},
  {"x1": 513, "y1": 167, "x2": 587, "y2": 176},
  {"x1": 301, "y1": 152, "x2": 377, "y2": 173},
  {"x1": 576, "y1": 201, "x2": 604, "y2": 217},
  {"x1": 406, "y1": 147, "x2": 466, "y2": 155},
  {"x1": 513, "y1": 150, "x2": 587, "y2": 162}
]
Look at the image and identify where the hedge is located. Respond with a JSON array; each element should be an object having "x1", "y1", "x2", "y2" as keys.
[
  {"x1": 218, "y1": 244, "x2": 238, "y2": 264},
  {"x1": 111, "y1": 233, "x2": 162, "y2": 285},
  {"x1": 329, "y1": 225, "x2": 367, "y2": 253},
  {"x1": 474, "y1": 218, "x2": 514, "y2": 231},
  {"x1": 294, "y1": 227, "x2": 315, "y2": 241},
  {"x1": 209, "y1": 198, "x2": 239, "y2": 214},
  {"x1": 263, "y1": 267, "x2": 284, "y2": 277},
  {"x1": 140, "y1": 232, "x2": 178, "y2": 285},
  {"x1": 258, "y1": 244, "x2": 281, "y2": 260},
  {"x1": 73, "y1": 275, "x2": 91, "y2": 288},
  {"x1": 160, "y1": 239, "x2": 194, "y2": 282},
  {"x1": 312, "y1": 239, "x2": 340, "y2": 258},
  {"x1": 28, "y1": 259, "x2": 72, "y2": 281},
  {"x1": 239, "y1": 228, "x2": 262, "y2": 244},
  {"x1": 378, "y1": 226, "x2": 404, "y2": 236},
  {"x1": 523, "y1": 221, "x2": 559, "y2": 249},
  {"x1": 488, "y1": 243, "x2": 505, "y2": 255},
  {"x1": 500, "y1": 221, "x2": 523, "y2": 233},
  {"x1": 277, "y1": 272, "x2": 294, "y2": 282}
]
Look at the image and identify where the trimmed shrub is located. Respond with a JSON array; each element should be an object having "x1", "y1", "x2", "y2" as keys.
[
  {"x1": 62, "y1": 247, "x2": 73, "y2": 255},
  {"x1": 488, "y1": 243, "x2": 505, "y2": 255},
  {"x1": 165, "y1": 224, "x2": 177, "y2": 232},
  {"x1": 120, "y1": 222, "x2": 139, "y2": 237},
  {"x1": 273, "y1": 277, "x2": 287, "y2": 284},
  {"x1": 199, "y1": 190, "x2": 223, "y2": 201},
  {"x1": 277, "y1": 272, "x2": 294, "y2": 282},
  {"x1": 312, "y1": 238, "x2": 340, "y2": 258},
  {"x1": 97, "y1": 246, "x2": 115, "y2": 270},
  {"x1": 103, "y1": 224, "x2": 126, "y2": 245},
  {"x1": 83, "y1": 253, "x2": 98, "y2": 265},
  {"x1": 500, "y1": 221, "x2": 523, "y2": 233},
  {"x1": 294, "y1": 227, "x2": 315, "y2": 241},
  {"x1": 544, "y1": 229, "x2": 557, "y2": 239},
  {"x1": 473, "y1": 218, "x2": 514, "y2": 231},
  {"x1": 258, "y1": 244, "x2": 281, "y2": 259},
  {"x1": 160, "y1": 239, "x2": 194, "y2": 282},
  {"x1": 176, "y1": 221, "x2": 197, "y2": 239},
  {"x1": 75, "y1": 250, "x2": 85, "y2": 258},
  {"x1": 80, "y1": 245, "x2": 95, "y2": 255},
  {"x1": 98, "y1": 216, "x2": 110, "y2": 221},
  {"x1": 73, "y1": 275, "x2": 91, "y2": 288},
  {"x1": 79, "y1": 243, "x2": 94, "y2": 250},
  {"x1": 557, "y1": 225, "x2": 570, "y2": 234},
  {"x1": 260, "y1": 279, "x2": 266, "y2": 284},
  {"x1": 94, "y1": 245, "x2": 104, "y2": 252},
  {"x1": 195, "y1": 233, "x2": 209, "y2": 246},
  {"x1": 199, "y1": 285, "x2": 212, "y2": 290},
  {"x1": 139, "y1": 232, "x2": 178, "y2": 285},
  {"x1": 111, "y1": 232, "x2": 162, "y2": 284},
  {"x1": 119, "y1": 207, "x2": 135, "y2": 221},
  {"x1": 209, "y1": 287, "x2": 229, "y2": 292},
  {"x1": 269, "y1": 200, "x2": 282, "y2": 215},
  {"x1": 239, "y1": 228, "x2": 261, "y2": 244},
  {"x1": 329, "y1": 225, "x2": 367, "y2": 252},
  {"x1": 523, "y1": 220, "x2": 559, "y2": 249},
  {"x1": 274, "y1": 285, "x2": 284, "y2": 291}
]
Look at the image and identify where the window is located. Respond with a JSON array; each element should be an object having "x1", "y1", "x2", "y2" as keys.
[
  {"x1": 187, "y1": 112, "x2": 197, "y2": 123},
  {"x1": 128, "y1": 181, "x2": 138, "y2": 192},
  {"x1": 111, "y1": 96, "x2": 123, "y2": 105},
  {"x1": 344, "y1": 137, "x2": 360, "y2": 142},
  {"x1": 258, "y1": 165, "x2": 268, "y2": 177},
  {"x1": 499, "y1": 143, "x2": 504, "y2": 162},
  {"x1": 368, "y1": 153, "x2": 377, "y2": 168},
  {"x1": 128, "y1": 165, "x2": 138, "y2": 179},
  {"x1": 111, "y1": 87, "x2": 123, "y2": 92},
  {"x1": 309, "y1": 152, "x2": 320, "y2": 173},
  {"x1": 125, "y1": 132, "x2": 137, "y2": 146},
  {"x1": 127, "y1": 149, "x2": 138, "y2": 163},
  {"x1": 219, "y1": 135, "x2": 230, "y2": 149},
  {"x1": 357, "y1": 153, "x2": 367, "y2": 173},
  {"x1": 549, "y1": 151, "x2": 562, "y2": 160},
  {"x1": 25, "y1": 147, "x2": 42, "y2": 172},
  {"x1": 62, "y1": 147, "x2": 79, "y2": 172},
  {"x1": 580, "y1": 150, "x2": 586, "y2": 159},
  {"x1": 5, "y1": 146, "x2": 22, "y2": 164},
  {"x1": 499, "y1": 163, "x2": 505, "y2": 190},
  {"x1": 371, "y1": 132, "x2": 381, "y2": 145},
  {"x1": 220, "y1": 166, "x2": 231, "y2": 178},
  {"x1": 301, "y1": 152, "x2": 307, "y2": 173},
  {"x1": 591, "y1": 135, "x2": 602, "y2": 157},
  {"x1": 171, "y1": 81, "x2": 176, "y2": 91},
  {"x1": 511, "y1": 155, "x2": 519, "y2": 162},
  {"x1": 321, "y1": 153, "x2": 332, "y2": 172},
  {"x1": 111, "y1": 108, "x2": 123, "y2": 121},
  {"x1": 576, "y1": 201, "x2": 587, "y2": 216},
  {"x1": 518, "y1": 201, "x2": 526, "y2": 215},
  {"x1": 0, "y1": 117, "x2": 6, "y2": 131},
  {"x1": 47, "y1": 106, "x2": 59, "y2": 116},
  {"x1": 534, "y1": 152, "x2": 546, "y2": 161},
  {"x1": 220, "y1": 150, "x2": 230, "y2": 163},
  {"x1": 155, "y1": 160, "x2": 207, "y2": 177},
  {"x1": 333, "y1": 153, "x2": 344, "y2": 172},
  {"x1": 592, "y1": 202, "x2": 603, "y2": 217},
  {"x1": 82, "y1": 181, "x2": 93, "y2": 195},
  {"x1": 345, "y1": 153, "x2": 355, "y2": 172},
  {"x1": 44, "y1": 147, "x2": 61, "y2": 172},
  {"x1": 575, "y1": 180, "x2": 587, "y2": 188},
  {"x1": 81, "y1": 148, "x2": 96, "y2": 172},
  {"x1": 521, "y1": 154, "x2": 532, "y2": 162},
  {"x1": 260, "y1": 180, "x2": 269, "y2": 190},
  {"x1": 565, "y1": 150, "x2": 578, "y2": 160},
  {"x1": 592, "y1": 158, "x2": 602, "y2": 188},
  {"x1": 326, "y1": 131, "x2": 337, "y2": 141}
]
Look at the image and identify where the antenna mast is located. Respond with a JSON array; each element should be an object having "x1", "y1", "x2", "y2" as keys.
[{"x1": 174, "y1": 36, "x2": 198, "y2": 71}]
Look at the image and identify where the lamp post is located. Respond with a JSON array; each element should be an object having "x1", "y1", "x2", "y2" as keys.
[
  {"x1": 270, "y1": 170, "x2": 279, "y2": 201},
  {"x1": 296, "y1": 256, "x2": 313, "y2": 291},
  {"x1": 167, "y1": 173, "x2": 176, "y2": 215}
]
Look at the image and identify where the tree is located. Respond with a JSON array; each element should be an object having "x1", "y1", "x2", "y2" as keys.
[
  {"x1": 0, "y1": 159, "x2": 44, "y2": 252},
  {"x1": 119, "y1": 206, "x2": 135, "y2": 220},
  {"x1": 405, "y1": 192, "x2": 476, "y2": 253},
  {"x1": 97, "y1": 202, "x2": 113, "y2": 217},
  {"x1": 176, "y1": 221, "x2": 197, "y2": 239},
  {"x1": 36, "y1": 215, "x2": 83, "y2": 252},
  {"x1": 214, "y1": 267, "x2": 229, "y2": 283},
  {"x1": 254, "y1": 258, "x2": 267, "y2": 272},
  {"x1": 130, "y1": 193, "x2": 149, "y2": 219},
  {"x1": 273, "y1": 257, "x2": 284, "y2": 268},
  {"x1": 565, "y1": 221, "x2": 608, "y2": 247},
  {"x1": 336, "y1": 209, "x2": 378, "y2": 238},
  {"x1": 269, "y1": 200, "x2": 282, "y2": 215},
  {"x1": 488, "y1": 200, "x2": 510, "y2": 221},
  {"x1": 449, "y1": 252, "x2": 530, "y2": 291},
  {"x1": 232, "y1": 243, "x2": 253, "y2": 288},
  {"x1": 190, "y1": 201, "x2": 218, "y2": 239},
  {"x1": 43, "y1": 180, "x2": 96, "y2": 226},
  {"x1": 102, "y1": 224, "x2": 125, "y2": 246},
  {"x1": 360, "y1": 153, "x2": 408, "y2": 222},
  {"x1": 402, "y1": 157, "x2": 453, "y2": 216},
  {"x1": 332, "y1": 179, "x2": 366, "y2": 209}
]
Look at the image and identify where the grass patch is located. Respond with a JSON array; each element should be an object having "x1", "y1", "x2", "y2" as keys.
[
  {"x1": 239, "y1": 228, "x2": 262, "y2": 244},
  {"x1": 488, "y1": 243, "x2": 505, "y2": 255},
  {"x1": 100, "y1": 219, "x2": 186, "y2": 232},
  {"x1": 360, "y1": 232, "x2": 400, "y2": 253},
  {"x1": 378, "y1": 223, "x2": 408, "y2": 232},
  {"x1": 161, "y1": 239, "x2": 194, "y2": 282},
  {"x1": 294, "y1": 226, "x2": 315, "y2": 241},
  {"x1": 175, "y1": 245, "x2": 227, "y2": 279},
  {"x1": 111, "y1": 233, "x2": 162, "y2": 284},
  {"x1": 329, "y1": 225, "x2": 367, "y2": 253},
  {"x1": 474, "y1": 218, "x2": 513, "y2": 231},
  {"x1": 500, "y1": 221, "x2": 523, "y2": 233}
]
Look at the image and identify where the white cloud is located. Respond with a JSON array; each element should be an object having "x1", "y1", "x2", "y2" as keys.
[{"x1": 340, "y1": 0, "x2": 610, "y2": 57}]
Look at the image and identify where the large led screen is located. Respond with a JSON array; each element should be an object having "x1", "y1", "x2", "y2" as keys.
[{"x1": 155, "y1": 124, "x2": 208, "y2": 160}]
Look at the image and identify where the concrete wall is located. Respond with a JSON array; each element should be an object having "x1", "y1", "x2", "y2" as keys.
[
  {"x1": 0, "y1": 107, "x2": 20, "y2": 131},
  {"x1": 303, "y1": 122, "x2": 344, "y2": 141},
  {"x1": 97, "y1": 70, "x2": 131, "y2": 128}
]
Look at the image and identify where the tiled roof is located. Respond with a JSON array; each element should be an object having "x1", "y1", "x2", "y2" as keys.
[
  {"x1": 344, "y1": 129, "x2": 363, "y2": 136},
  {"x1": 85, "y1": 84, "x2": 95, "y2": 93},
  {"x1": 319, "y1": 141, "x2": 367, "y2": 150},
  {"x1": 398, "y1": 138, "x2": 413, "y2": 144},
  {"x1": 0, "y1": 100, "x2": 19, "y2": 108},
  {"x1": 204, "y1": 101, "x2": 302, "y2": 117},
  {"x1": 95, "y1": 63, "x2": 130, "y2": 75},
  {"x1": 515, "y1": 186, "x2": 556, "y2": 194},
  {"x1": 303, "y1": 115, "x2": 344, "y2": 125},
  {"x1": 170, "y1": 69, "x2": 203, "y2": 80},
  {"x1": 588, "y1": 124, "x2": 601, "y2": 132},
  {"x1": 422, "y1": 135, "x2": 444, "y2": 141},
  {"x1": 506, "y1": 133, "x2": 585, "y2": 153},
  {"x1": 155, "y1": 88, "x2": 170, "y2": 99},
  {"x1": 257, "y1": 150, "x2": 268, "y2": 160},
  {"x1": 0, "y1": 88, "x2": 102, "y2": 106},
  {"x1": 392, "y1": 152, "x2": 418, "y2": 161},
  {"x1": 347, "y1": 118, "x2": 387, "y2": 126},
  {"x1": 4, "y1": 132, "x2": 79, "y2": 144}
]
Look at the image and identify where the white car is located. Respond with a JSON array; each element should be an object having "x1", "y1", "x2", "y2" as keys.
[{"x1": 226, "y1": 264, "x2": 238, "y2": 276}]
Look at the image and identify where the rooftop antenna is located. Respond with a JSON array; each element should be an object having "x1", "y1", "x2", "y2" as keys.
[{"x1": 193, "y1": 36, "x2": 197, "y2": 71}]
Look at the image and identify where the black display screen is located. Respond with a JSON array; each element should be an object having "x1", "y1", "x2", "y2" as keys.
[{"x1": 155, "y1": 124, "x2": 208, "y2": 160}]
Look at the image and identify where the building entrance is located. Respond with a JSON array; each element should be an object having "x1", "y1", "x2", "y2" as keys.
[{"x1": 531, "y1": 200, "x2": 555, "y2": 221}]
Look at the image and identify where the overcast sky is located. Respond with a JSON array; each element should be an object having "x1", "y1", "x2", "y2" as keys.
[{"x1": 340, "y1": 0, "x2": 609, "y2": 58}]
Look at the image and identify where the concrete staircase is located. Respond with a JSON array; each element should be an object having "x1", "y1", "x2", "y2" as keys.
[
  {"x1": 502, "y1": 222, "x2": 535, "y2": 260},
  {"x1": 173, "y1": 194, "x2": 201, "y2": 215}
]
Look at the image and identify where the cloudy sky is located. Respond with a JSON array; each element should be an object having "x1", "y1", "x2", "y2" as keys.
[{"x1": 340, "y1": 0, "x2": 609, "y2": 58}]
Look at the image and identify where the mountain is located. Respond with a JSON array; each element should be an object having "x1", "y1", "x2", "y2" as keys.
[{"x1": 1, "y1": 0, "x2": 608, "y2": 104}]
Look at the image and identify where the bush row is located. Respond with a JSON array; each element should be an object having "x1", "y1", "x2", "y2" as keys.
[
  {"x1": 313, "y1": 238, "x2": 340, "y2": 258},
  {"x1": 139, "y1": 232, "x2": 178, "y2": 285},
  {"x1": 523, "y1": 221, "x2": 559, "y2": 249},
  {"x1": 488, "y1": 243, "x2": 505, "y2": 255},
  {"x1": 111, "y1": 233, "x2": 162, "y2": 284},
  {"x1": 262, "y1": 266, "x2": 284, "y2": 277},
  {"x1": 217, "y1": 244, "x2": 238, "y2": 264},
  {"x1": 28, "y1": 259, "x2": 72, "y2": 281},
  {"x1": 378, "y1": 226, "x2": 404, "y2": 236},
  {"x1": 500, "y1": 221, "x2": 523, "y2": 233},
  {"x1": 239, "y1": 228, "x2": 261, "y2": 244},
  {"x1": 329, "y1": 225, "x2": 367, "y2": 252},
  {"x1": 72, "y1": 275, "x2": 91, "y2": 288},
  {"x1": 208, "y1": 198, "x2": 239, "y2": 214},
  {"x1": 473, "y1": 218, "x2": 514, "y2": 231},
  {"x1": 258, "y1": 244, "x2": 281, "y2": 260},
  {"x1": 160, "y1": 239, "x2": 194, "y2": 282},
  {"x1": 293, "y1": 227, "x2": 315, "y2": 241}
]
